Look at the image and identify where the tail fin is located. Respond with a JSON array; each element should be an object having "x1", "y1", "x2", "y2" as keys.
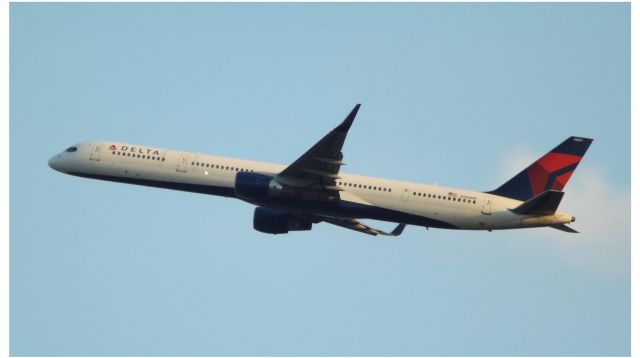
[{"x1": 488, "y1": 136, "x2": 593, "y2": 201}]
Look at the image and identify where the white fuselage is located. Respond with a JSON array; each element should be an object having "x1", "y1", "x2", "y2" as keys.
[{"x1": 49, "y1": 141, "x2": 575, "y2": 231}]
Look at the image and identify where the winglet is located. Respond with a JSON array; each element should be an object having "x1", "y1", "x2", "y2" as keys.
[
  {"x1": 333, "y1": 104, "x2": 361, "y2": 132},
  {"x1": 390, "y1": 223, "x2": 406, "y2": 236},
  {"x1": 378, "y1": 223, "x2": 406, "y2": 237}
]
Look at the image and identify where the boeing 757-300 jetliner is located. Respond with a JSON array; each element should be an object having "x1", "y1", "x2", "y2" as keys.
[{"x1": 49, "y1": 105, "x2": 592, "y2": 236}]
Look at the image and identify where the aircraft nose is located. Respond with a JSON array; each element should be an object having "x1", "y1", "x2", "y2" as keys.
[{"x1": 48, "y1": 154, "x2": 62, "y2": 172}]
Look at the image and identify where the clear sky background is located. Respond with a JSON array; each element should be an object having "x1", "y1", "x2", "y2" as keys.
[{"x1": 10, "y1": 3, "x2": 630, "y2": 356}]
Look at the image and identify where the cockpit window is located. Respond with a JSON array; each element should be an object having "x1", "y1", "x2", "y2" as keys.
[{"x1": 65, "y1": 146, "x2": 78, "y2": 152}]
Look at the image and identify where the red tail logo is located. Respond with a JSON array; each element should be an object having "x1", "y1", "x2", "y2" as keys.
[{"x1": 527, "y1": 152, "x2": 582, "y2": 196}]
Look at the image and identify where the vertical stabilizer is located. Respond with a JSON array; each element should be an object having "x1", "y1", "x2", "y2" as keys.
[{"x1": 488, "y1": 137, "x2": 593, "y2": 201}]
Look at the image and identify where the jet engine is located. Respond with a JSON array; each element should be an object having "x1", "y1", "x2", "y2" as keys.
[
  {"x1": 253, "y1": 207, "x2": 312, "y2": 234},
  {"x1": 235, "y1": 172, "x2": 283, "y2": 200}
]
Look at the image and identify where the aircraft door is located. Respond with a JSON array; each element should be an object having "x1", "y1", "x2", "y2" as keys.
[
  {"x1": 89, "y1": 144, "x2": 101, "y2": 161},
  {"x1": 176, "y1": 154, "x2": 189, "y2": 173},
  {"x1": 481, "y1": 199, "x2": 492, "y2": 215},
  {"x1": 401, "y1": 188, "x2": 410, "y2": 202}
]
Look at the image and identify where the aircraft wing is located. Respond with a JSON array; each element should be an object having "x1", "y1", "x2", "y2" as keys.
[
  {"x1": 320, "y1": 216, "x2": 406, "y2": 237},
  {"x1": 275, "y1": 104, "x2": 360, "y2": 201}
]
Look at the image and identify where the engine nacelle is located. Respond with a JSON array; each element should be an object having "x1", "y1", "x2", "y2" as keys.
[
  {"x1": 253, "y1": 207, "x2": 312, "y2": 235},
  {"x1": 235, "y1": 172, "x2": 283, "y2": 200}
]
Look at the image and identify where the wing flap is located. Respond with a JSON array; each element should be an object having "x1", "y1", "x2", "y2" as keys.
[
  {"x1": 313, "y1": 157, "x2": 346, "y2": 165},
  {"x1": 300, "y1": 168, "x2": 342, "y2": 179}
]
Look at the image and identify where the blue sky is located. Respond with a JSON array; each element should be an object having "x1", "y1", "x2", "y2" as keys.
[{"x1": 10, "y1": 3, "x2": 630, "y2": 356}]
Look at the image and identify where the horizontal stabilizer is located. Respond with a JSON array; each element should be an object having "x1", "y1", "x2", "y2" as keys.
[
  {"x1": 510, "y1": 190, "x2": 564, "y2": 215},
  {"x1": 550, "y1": 224, "x2": 579, "y2": 233}
]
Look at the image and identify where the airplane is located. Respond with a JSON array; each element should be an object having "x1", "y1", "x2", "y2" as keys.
[{"x1": 48, "y1": 104, "x2": 593, "y2": 236}]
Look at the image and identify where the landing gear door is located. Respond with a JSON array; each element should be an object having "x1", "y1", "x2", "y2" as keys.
[
  {"x1": 176, "y1": 154, "x2": 189, "y2": 173},
  {"x1": 481, "y1": 199, "x2": 492, "y2": 215},
  {"x1": 89, "y1": 144, "x2": 101, "y2": 161}
]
